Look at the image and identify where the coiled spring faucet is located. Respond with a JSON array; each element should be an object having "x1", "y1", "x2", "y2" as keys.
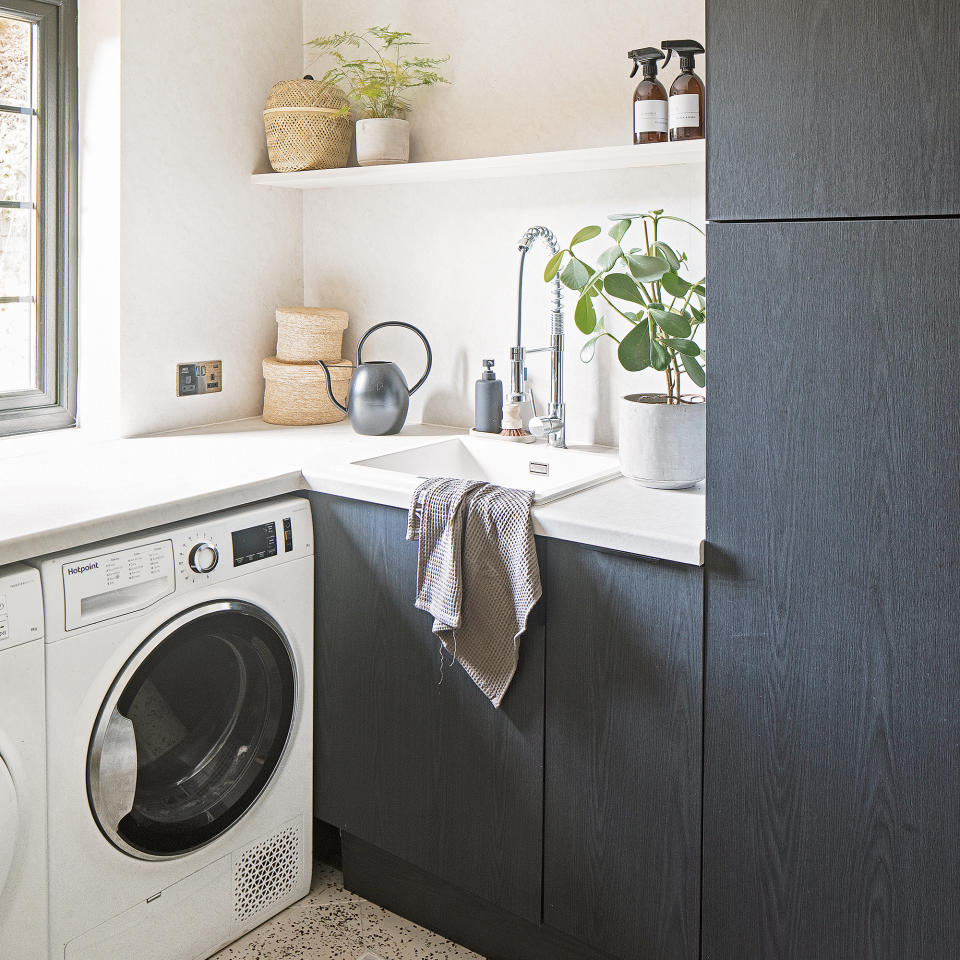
[{"x1": 511, "y1": 225, "x2": 565, "y2": 448}]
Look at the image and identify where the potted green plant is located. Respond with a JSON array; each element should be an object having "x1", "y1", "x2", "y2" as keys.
[
  {"x1": 544, "y1": 209, "x2": 706, "y2": 488},
  {"x1": 307, "y1": 26, "x2": 450, "y2": 167}
]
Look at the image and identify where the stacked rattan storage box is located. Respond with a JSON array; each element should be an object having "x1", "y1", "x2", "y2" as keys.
[{"x1": 262, "y1": 308, "x2": 352, "y2": 425}]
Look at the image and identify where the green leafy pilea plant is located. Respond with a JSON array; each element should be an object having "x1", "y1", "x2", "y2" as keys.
[
  {"x1": 544, "y1": 210, "x2": 706, "y2": 404},
  {"x1": 307, "y1": 26, "x2": 450, "y2": 119}
]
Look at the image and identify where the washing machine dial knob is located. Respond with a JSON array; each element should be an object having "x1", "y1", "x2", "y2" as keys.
[{"x1": 188, "y1": 541, "x2": 219, "y2": 574}]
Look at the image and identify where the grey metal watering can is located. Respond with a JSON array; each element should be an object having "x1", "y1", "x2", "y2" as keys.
[{"x1": 318, "y1": 321, "x2": 432, "y2": 436}]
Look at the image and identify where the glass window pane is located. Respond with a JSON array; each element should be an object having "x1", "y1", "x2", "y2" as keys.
[
  {"x1": 0, "y1": 16, "x2": 33, "y2": 108},
  {"x1": 0, "y1": 205, "x2": 34, "y2": 294},
  {"x1": 0, "y1": 17, "x2": 34, "y2": 107},
  {"x1": 0, "y1": 112, "x2": 34, "y2": 202},
  {"x1": 0, "y1": 300, "x2": 37, "y2": 391},
  {"x1": 0, "y1": 2, "x2": 75, "y2": 429}
]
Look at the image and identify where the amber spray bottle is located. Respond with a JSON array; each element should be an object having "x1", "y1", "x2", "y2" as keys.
[
  {"x1": 661, "y1": 40, "x2": 705, "y2": 140},
  {"x1": 628, "y1": 47, "x2": 668, "y2": 144}
]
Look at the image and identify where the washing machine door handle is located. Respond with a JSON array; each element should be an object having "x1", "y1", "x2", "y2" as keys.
[
  {"x1": 89, "y1": 708, "x2": 138, "y2": 836},
  {"x1": 0, "y1": 755, "x2": 17, "y2": 898}
]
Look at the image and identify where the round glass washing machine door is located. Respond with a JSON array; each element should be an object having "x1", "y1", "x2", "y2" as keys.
[{"x1": 87, "y1": 601, "x2": 296, "y2": 860}]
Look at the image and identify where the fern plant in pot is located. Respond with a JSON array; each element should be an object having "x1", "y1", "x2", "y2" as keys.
[
  {"x1": 307, "y1": 27, "x2": 450, "y2": 166},
  {"x1": 545, "y1": 210, "x2": 706, "y2": 488}
]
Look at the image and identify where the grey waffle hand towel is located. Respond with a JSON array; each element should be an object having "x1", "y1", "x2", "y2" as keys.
[{"x1": 407, "y1": 477, "x2": 541, "y2": 708}]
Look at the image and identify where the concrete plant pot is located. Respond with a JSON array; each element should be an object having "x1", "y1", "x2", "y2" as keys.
[
  {"x1": 355, "y1": 118, "x2": 410, "y2": 166},
  {"x1": 619, "y1": 393, "x2": 706, "y2": 489}
]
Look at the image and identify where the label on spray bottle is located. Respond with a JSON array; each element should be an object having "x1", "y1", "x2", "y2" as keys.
[
  {"x1": 634, "y1": 100, "x2": 667, "y2": 134},
  {"x1": 669, "y1": 93, "x2": 700, "y2": 130}
]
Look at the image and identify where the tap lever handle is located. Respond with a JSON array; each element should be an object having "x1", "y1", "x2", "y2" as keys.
[{"x1": 529, "y1": 415, "x2": 562, "y2": 438}]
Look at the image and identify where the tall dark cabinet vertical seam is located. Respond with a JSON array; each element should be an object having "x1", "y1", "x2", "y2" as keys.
[{"x1": 704, "y1": 2, "x2": 960, "y2": 958}]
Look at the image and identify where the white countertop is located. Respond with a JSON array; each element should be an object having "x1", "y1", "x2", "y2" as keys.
[{"x1": 0, "y1": 419, "x2": 704, "y2": 567}]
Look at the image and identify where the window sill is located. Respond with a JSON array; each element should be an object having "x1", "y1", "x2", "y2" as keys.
[{"x1": 0, "y1": 424, "x2": 103, "y2": 463}]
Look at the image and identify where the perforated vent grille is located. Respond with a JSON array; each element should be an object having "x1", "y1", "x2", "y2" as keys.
[{"x1": 233, "y1": 820, "x2": 303, "y2": 924}]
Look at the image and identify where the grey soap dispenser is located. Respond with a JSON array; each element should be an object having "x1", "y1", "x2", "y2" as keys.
[{"x1": 475, "y1": 359, "x2": 503, "y2": 433}]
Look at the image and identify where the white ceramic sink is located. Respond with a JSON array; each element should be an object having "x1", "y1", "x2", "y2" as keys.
[{"x1": 349, "y1": 435, "x2": 621, "y2": 504}]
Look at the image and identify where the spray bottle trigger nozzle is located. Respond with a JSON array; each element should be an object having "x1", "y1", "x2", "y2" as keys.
[
  {"x1": 627, "y1": 47, "x2": 665, "y2": 79},
  {"x1": 660, "y1": 39, "x2": 705, "y2": 71}
]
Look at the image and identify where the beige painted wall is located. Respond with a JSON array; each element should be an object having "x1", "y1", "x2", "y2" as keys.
[
  {"x1": 78, "y1": 0, "x2": 304, "y2": 437},
  {"x1": 301, "y1": 0, "x2": 706, "y2": 446}
]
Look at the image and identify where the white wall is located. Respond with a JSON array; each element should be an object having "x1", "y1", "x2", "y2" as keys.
[
  {"x1": 301, "y1": 0, "x2": 706, "y2": 446},
  {"x1": 78, "y1": 0, "x2": 304, "y2": 437},
  {"x1": 77, "y1": 0, "x2": 122, "y2": 437},
  {"x1": 78, "y1": 0, "x2": 706, "y2": 443}
]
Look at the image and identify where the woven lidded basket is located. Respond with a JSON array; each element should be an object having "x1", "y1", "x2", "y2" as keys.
[
  {"x1": 276, "y1": 306, "x2": 349, "y2": 363},
  {"x1": 262, "y1": 356, "x2": 353, "y2": 425},
  {"x1": 263, "y1": 77, "x2": 353, "y2": 173}
]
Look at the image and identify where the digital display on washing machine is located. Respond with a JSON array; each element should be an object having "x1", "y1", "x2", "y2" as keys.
[{"x1": 231, "y1": 522, "x2": 278, "y2": 567}]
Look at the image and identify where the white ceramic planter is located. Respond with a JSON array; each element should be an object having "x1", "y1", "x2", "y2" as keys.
[
  {"x1": 619, "y1": 393, "x2": 706, "y2": 489},
  {"x1": 355, "y1": 118, "x2": 410, "y2": 166}
]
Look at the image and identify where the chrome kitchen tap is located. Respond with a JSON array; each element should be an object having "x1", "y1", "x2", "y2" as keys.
[{"x1": 511, "y1": 225, "x2": 566, "y2": 448}]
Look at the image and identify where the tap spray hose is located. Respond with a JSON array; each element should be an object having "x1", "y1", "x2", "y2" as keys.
[{"x1": 517, "y1": 225, "x2": 563, "y2": 338}]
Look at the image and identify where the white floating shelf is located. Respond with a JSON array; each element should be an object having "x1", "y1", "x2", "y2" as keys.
[{"x1": 251, "y1": 140, "x2": 705, "y2": 190}]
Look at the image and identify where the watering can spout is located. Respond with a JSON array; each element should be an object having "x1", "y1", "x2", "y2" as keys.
[{"x1": 317, "y1": 359, "x2": 350, "y2": 413}]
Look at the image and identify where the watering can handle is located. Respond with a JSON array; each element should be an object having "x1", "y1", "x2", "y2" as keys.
[{"x1": 357, "y1": 321, "x2": 433, "y2": 396}]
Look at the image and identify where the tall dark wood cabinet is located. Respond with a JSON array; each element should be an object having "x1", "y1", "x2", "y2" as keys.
[
  {"x1": 705, "y1": 0, "x2": 960, "y2": 955},
  {"x1": 543, "y1": 540, "x2": 702, "y2": 960},
  {"x1": 703, "y1": 219, "x2": 960, "y2": 959},
  {"x1": 309, "y1": 494, "x2": 544, "y2": 923},
  {"x1": 707, "y1": 0, "x2": 960, "y2": 219}
]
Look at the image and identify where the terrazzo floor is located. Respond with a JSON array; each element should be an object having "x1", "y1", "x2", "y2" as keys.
[{"x1": 213, "y1": 860, "x2": 484, "y2": 960}]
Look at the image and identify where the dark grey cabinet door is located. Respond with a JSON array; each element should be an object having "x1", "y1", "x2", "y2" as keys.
[
  {"x1": 703, "y1": 219, "x2": 960, "y2": 959},
  {"x1": 309, "y1": 493, "x2": 544, "y2": 923},
  {"x1": 543, "y1": 539, "x2": 703, "y2": 960},
  {"x1": 706, "y1": 0, "x2": 960, "y2": 220}
]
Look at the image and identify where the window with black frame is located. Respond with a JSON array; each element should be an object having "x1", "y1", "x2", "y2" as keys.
[{"x1": 0, "y1": 0, "x2": 76, "y2": 436}]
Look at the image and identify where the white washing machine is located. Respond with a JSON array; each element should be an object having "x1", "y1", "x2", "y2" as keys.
[
  {"x1": 0, "y1": 563, "x2": 48, "y2": 960},
  {"x1": 35, "y1": 497, "x2": 314, "y2": 960}
]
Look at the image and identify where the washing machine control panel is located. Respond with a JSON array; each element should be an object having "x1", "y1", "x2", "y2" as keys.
[
  {"x1": 173, "y1": 501, "x2": 311, "y2": 587},
  {"x1": 0, "y1": 564, "x2": 43, "y2": 651},
  {"x1": 51, "y1": 499, "x2": 313, "y2": 631}
]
